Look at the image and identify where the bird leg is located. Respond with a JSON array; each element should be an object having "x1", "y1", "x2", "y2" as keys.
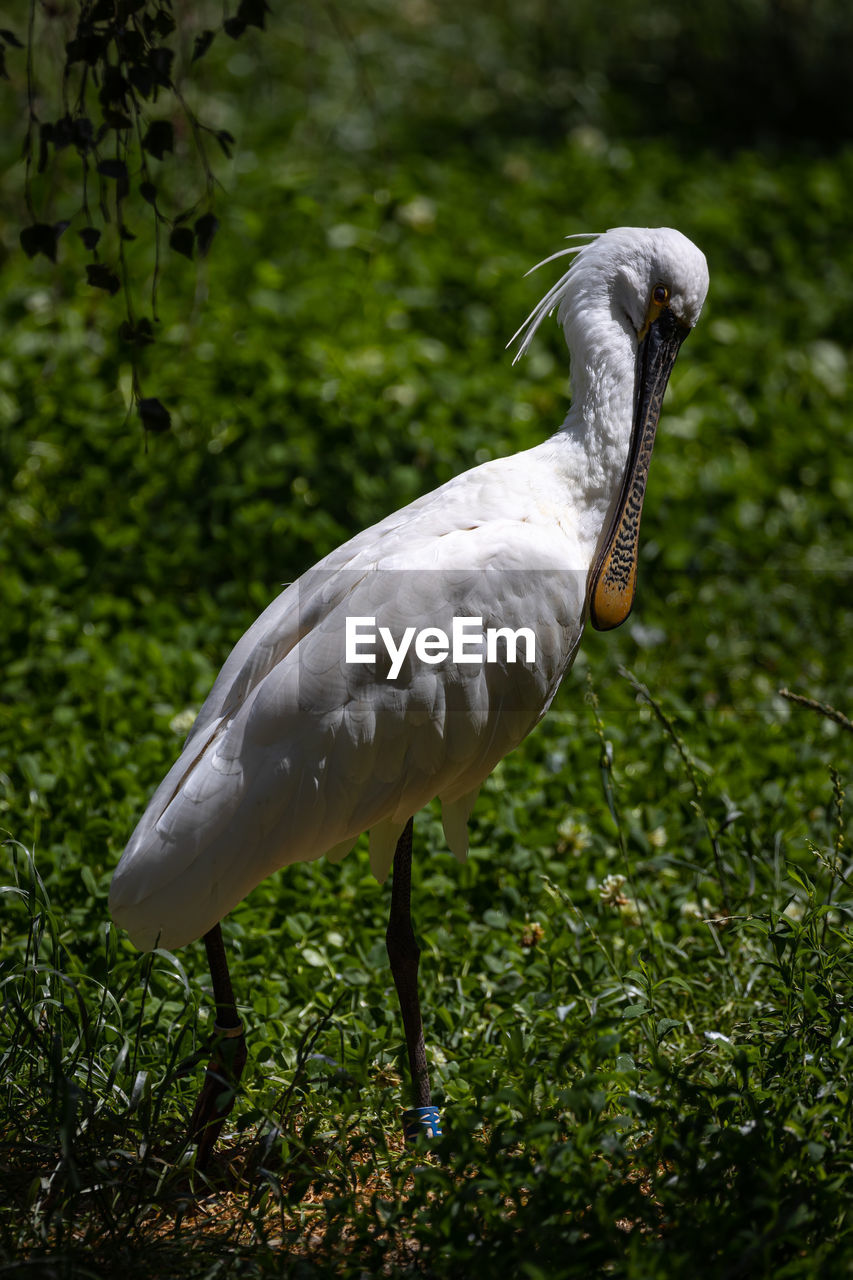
[
  {"x1": 189, "y1": 922, "x2": 247, "y2": 1168},
  {"x1": 386, "y1": 816, "x2": 431, "y2": 1110}
]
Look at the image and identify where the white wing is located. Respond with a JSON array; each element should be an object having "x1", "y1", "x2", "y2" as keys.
[{"x1": 109, "y1": 449, "x2": 589, "y2": 950}]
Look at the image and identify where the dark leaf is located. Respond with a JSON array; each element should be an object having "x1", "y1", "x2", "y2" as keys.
[
  {"x1": 138, "y1": 397, "x2": 171, "y2": 433},
  {"x1": 99, "y1": 66, "x2": 129, "y2": 107},
  {"x1": 119, "y1": 29, "x2": 145, "y2": 62},
  {"x1": 153, "y1": 9, "x2": 176, "y2": 38},
  {"x1": 97, "y1": 158, "x2": 128, "y2": 180},
  {"x1": 0, "y1": 46, "x2": 7, "y2": 81},
  {"x1": 192, "y1": 29, "x2": 215, "y2": 62},
  {"x1": 53, "y1": 220, "x2": 70, "y2": 239},
  {"x1": 92, "y1": 0, "x2": 114, "y2": 19},
  {"x1": 142, "y1": 120, "x2": 174, "y2": 161},
  {"x1": 119, "y1": 225, "x2": 137, "y2": 241},
  {"x1": 118, "y1": 319, "x2": 154, "y2": 346},
  {"x1": 236, "y1": 0, "x2": 270, "y2": 30},
  {"x1": 118, "y1": 0, "x2": 146, "y2": 16},
  {"x1": 129, "y1": 64, "x2": 153, "y2": 98},
  {"x1": 79, "y1": 227, "x2": 101, "y2": 251},
  {"x1": 20, "y1": 223, "x2": 59, "y2": 262},
  {"x1": 194, "y1": 212, "x2": 219, "y2": 257},
  {"x1": 169, "y1": 226, "x2": 194, "y2": 259},
  {"x1": 72, "y1": 116, "x2": 94, "y2": 150},
  {"x1": 140, "y1": 181, "x2": 158, "y2": 206},
  {"x1": 86, "y1": 263, "x2": 121, "y2": 295},
  {"x1": 224, "y1": 17, "x2": 247, "y2": 39},
  {"x1": 52, "y1": 116, "x2": 75, "y2": 150},
  {"x1": 215, "y1": 129, "x2": 235, "y2": 158},
  {"x1": 104, "y1": 111, "x2": 134, "y2": 131},
  {"x1": 66, "y1": 33, "x2": 105, "y2": 66},
  {"x1": 0, "y1": 28, "x2": 24, "y2": 48},
  {"x1": 148, "y1": 46, "x2": 174, "y2": 88}
]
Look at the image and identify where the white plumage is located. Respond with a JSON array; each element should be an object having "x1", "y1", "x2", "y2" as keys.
[{"x1": 110, "y1": 226, "x2": 709, "y2": 953}]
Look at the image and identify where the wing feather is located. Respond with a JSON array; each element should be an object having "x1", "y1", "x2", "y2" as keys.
[{"x1": 110, "y1": 455, "x2": 589, "y2": 950}]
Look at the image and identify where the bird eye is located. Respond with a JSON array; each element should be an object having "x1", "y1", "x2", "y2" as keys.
[{"x1": 652, "y1": 283, "x2": 670, "y2": 306}]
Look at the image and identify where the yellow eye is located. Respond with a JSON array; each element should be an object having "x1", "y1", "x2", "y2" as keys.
[{"x1": 652, "y1": 283, "x2": 670, "y2": 306}]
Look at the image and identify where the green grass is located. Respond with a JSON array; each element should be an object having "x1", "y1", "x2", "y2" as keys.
[
  {"x1": 2, "y1": 6, "x2": 853, "y2": 1276},
  {"x1": 2, "y1": 685, "x2": 851, "y2": 1276}
]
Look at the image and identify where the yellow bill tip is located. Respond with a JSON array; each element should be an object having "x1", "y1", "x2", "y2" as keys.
[{"x1": 590, "y1": 561, "x2": 637, "y2": 631}]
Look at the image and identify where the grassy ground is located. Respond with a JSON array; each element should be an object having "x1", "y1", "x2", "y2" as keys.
[{"x1": 1, "y1": 6, "x2": 852, "y2": 1277}]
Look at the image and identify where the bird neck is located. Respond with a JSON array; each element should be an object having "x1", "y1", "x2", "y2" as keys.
[{"x1": 551, "y1": 311, "x2": 639, "y2": 554}]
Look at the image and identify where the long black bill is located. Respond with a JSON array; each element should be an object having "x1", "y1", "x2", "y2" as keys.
[{"x1": 588, "y1": 307, "x2": 689, "y2": 631}]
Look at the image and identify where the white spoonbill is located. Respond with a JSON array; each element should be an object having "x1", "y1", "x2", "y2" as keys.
[{"x1": 110, "y1": 226, "x2": 709, "y2": 1161}]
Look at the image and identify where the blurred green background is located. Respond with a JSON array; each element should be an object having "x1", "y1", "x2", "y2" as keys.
[
  {"x1": 1, "y1": 3, "x2": 852, "y2": 1275},
  {"x1": 2, "y1": 0, "x2": 849, "y2": 856}
]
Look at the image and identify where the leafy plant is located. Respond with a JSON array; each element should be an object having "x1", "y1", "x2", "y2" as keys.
[
  {"x1": 1, "y1": 6, "x2": 852, "y2": 1276},
  {"x1": 12, "y1": 1, "x2": 268, "y2": 426}
]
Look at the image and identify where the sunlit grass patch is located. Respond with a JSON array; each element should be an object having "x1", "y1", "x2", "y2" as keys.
[{"x1": 2, "y1": 678, "x2": 850, "y2": 1275}]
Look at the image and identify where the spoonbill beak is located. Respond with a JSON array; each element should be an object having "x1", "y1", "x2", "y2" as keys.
[{"x1": 588, "y1": 306, "x2": 690, "y2": 631}]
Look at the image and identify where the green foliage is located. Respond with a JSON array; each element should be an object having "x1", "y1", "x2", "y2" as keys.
[
  {"x1": 8, "y1": 1, "x2": 265, "y2": 419},
  {"x1": 1, "y1": 6, "x2": 852, "y2": 1276}
]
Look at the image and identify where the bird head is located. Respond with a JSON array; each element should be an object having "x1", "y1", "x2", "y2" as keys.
[
  {"x1": 601, "y1": 226, "x2": 709, "y2": 340},
  {"x1": 511, "y1": 226, "x2": 709, "y2": 631},
  {"x1": 511, "y1": 226, "x2": 708, "y2": 362}
]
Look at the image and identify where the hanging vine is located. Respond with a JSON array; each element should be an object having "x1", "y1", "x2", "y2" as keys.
[{"x1": 10, "y1": 0, "x2": 269, "y2": 432}]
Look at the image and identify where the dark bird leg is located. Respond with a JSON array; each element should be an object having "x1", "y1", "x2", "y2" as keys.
[
  {"x1": 189, "y1": 922, "x2": 247, "y2": 1168},
  {"x1": 387, "y1": 817, "x2": 441, "y2": 1139}
]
